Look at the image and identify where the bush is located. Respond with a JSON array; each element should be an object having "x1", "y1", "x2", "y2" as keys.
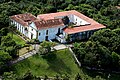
[
  {"x1": 26, "y1": 39, "x2": 40, "y2": 44},
  {"x1": 24, "y1": 44, "x2": 30, "y2": 47}
]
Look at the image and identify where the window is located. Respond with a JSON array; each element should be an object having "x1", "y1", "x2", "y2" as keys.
[
  {"x1": 11, "y1": 20, "x2": 13, "y2": 24},
  {"x1": 80, "y1": 21, "x2": 82, "y2": 24},
  {"x1": 39, "y1": 32, "x2": 41, "y2": 36},
  {"x1": 31, "y1": 33, "x2": 33, "y2": 39},
  {"x1": 75, "y1": 22, "x2": 77, "y2": 24},
  {"x1": 25, "y1": 28, "x2": 27, "y2": 31},
  {"x1": 46, "y1": 30, "x2": 48, "y2": 35}
]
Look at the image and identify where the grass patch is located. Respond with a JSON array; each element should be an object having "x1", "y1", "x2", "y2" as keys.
[
  {"x1": 8, "y1": 32, "x2": 26, "y2": 46},
  {"x1": 12, "y1": 49, "x2": 120, "y2": 80},
  {"x1": 8, "y1": 32, "x2": 34, "y2": 56},
  {"x1": 12, "y1": 49, "x2": 82, "y2": 79}
]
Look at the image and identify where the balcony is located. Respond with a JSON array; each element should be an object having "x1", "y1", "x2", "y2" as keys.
[{"x1": 55, "y1": 34, "x2": 66, "y2": 43}]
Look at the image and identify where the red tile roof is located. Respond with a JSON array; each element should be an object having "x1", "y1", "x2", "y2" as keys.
[
  {"x1": 34, "y1": 19, "x2": 64, "y2": 30},
  {"x1": 37, "y1": 10, "x2": 106, "y2": 34},
  {"x1": 10, "y1": 13, "x2": 37, "y2": 27},
  {"x1": 63, "y1": 24, "x2": 105, "y2": 34},
  {"x1": 10, "y1": 10, "x2": 105, "y2": 34}
]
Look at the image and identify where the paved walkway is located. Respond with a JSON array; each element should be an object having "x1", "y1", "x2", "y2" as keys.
[
  {"x1": 11, "y1": 50, "x2": 37, "y2": 64},
  {"x1": 68, "y1": 47, "x2": 81, "y2": 67},
  {"x1": 53, "y1": 44, "x2": 68, "y2": 50}
]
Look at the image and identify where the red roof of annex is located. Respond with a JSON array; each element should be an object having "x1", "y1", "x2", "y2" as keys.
[{"x1": 37, "y1": 10, "x2": 105, "y2": 34}]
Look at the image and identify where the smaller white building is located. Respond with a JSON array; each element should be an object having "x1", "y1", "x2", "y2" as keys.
[
  {"x1": 10, "y1": 10, "x2": 106, "y2": 43},
  {"x1": 10, "y1": 13, "x2": 38, "y2": 39}
]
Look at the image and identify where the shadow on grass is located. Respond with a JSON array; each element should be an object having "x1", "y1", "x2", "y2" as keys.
[
  {"x1": 11, "y1": 59, "x2": 31, "y2": 74},
  {"x1": 42, "y1": 52, "x2": 72, "y2": 75},
  {"x1": 81, "y1": 67, "x2": 120, "y2": 80}
]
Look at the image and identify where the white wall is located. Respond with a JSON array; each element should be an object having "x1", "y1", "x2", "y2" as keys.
[
  {"x1": 37, "y1": 29, "x2": 45, "y2": 42},
  {"x1": 38, "y1": 26, "x2": 65, "y2": 42},
  {"x1": 10, "y1": 19, "x2": 27, "y2": 37},
  {"x1": 28, "y1": 22, "x2": 37, "y2": 39},
  {"x1": 68, "y1": 15, "x2": 90, "y2": 26},
  {"x1": 68, "y1": 14, "x2": 74, "y2": 23}
]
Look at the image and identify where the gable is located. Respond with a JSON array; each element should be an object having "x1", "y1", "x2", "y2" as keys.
[{"x1": 29, "y1": 22, "x2": 37, "y2": 30}]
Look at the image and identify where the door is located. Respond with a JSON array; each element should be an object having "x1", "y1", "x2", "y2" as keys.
[
  {"x1": 58, "y1": 28, "x2": 60, "y2": 34},
  {"x1": 31, "y1": 33, "x2": 33, "y2": 39},
  {"x1": 45, "y1": 36, "x2": 48, "y2": 41}
]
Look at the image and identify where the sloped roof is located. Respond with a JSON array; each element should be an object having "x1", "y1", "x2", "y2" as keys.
[
  {"x1": 10, "y1": 10, "x2": 105, "y2": 33},
  {"x1": 34, "y1": 19, "x2": 64, "y2": 30},
  {"x1": 37, "y1": 10, "x2": 106, "y2": 34},
  {"x1": 63, "y1": 24, "x2": 105, "y2": 34},
  {"x1": 10, "y1": 13, "x2": 37, "y2": 27}
]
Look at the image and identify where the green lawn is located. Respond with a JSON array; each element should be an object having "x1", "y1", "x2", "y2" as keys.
[
  {"x1": 11, "y1": 49, "x2": 120, "y2": 80},
  {"x1": 12, "y1": 49, "x2": 83, "y2": 79},
  {"x1": 8, "y1": 32, "x2": 34, "y2": 56},
  {"x1": 8, "y1": 32, "x2": 26, "y2": 46}
]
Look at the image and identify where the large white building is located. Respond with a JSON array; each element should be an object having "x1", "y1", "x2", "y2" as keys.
[{"x1": 10, "y1": 10, "x2": 105, "y2": 43}]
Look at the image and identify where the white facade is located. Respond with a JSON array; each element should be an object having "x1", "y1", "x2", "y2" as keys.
[
  {"x1": 10, "y1": 19, "x2": 66, "y2": 43},
  {"x1": 10, "y1": 13, "x2": 98, "y2": 43},
  {"x1": 37, "y1": 26, "x2": 65, "y2": 42},
  {"x1": 28, "y1": 22, "x2": 66, "y2": 42},
  {"x1": 10, "y1": 19, "x2": 28, "y2": 37},
  {"x1": 28, "y1": 22, "x2": 37, "y2": 39},
  {"x1": 68, "y1": 14, "x2": 90, "y2": 26}
]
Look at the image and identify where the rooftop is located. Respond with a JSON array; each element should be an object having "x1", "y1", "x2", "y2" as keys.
[
  {"x1": 10, "y1": 10, "x2": 105, "y2": 34},
  {"x1": 38, "y1": 10, "x2": 105, "y2": 34},
  {"x1": 10, "y1": 13, "x2": 38, "y2": 26},
  {"x1": 34, "y1": 19, "x2": 64, "y2": 30}
]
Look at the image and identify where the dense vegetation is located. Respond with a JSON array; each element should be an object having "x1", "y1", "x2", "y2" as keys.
[
  {"x1": 0, "y1": 0, "x2": 120, "y2": 79},
  {"x1": 73, "y1": 29, "x2": 120, "y2": 70}
]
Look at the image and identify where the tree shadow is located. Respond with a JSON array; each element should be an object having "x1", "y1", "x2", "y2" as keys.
[
  {"x1": 42, "y1": 53, "x2": 72, "y2": 75},
  {"x1": 81, "y1": 67, "x2": 120, "y2": 80},
  {"x1": 11, "y1": 58, "x2": 31, "y2": 73}
]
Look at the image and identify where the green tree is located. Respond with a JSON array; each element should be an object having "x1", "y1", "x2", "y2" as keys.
[
  {"x1": 1, "y1": 35, "x2": 18, "y2": 58},
  {"x1": 0, "y1": 50, "x2": 11, "y2": 74},
  {"x1": 63, "y1": 74, "x2": 69, "y2": 80},
  {"x1": 0, "y1": 50, "x2": 11, "y2": 66},
  {"x1": 22, "y1": 70, "x2": 34, "y2": 80},
  {"x1": 111, "y1": 52, "x2": 120, "y2": 69},
  {"x1": 73, "y1": 41, "x2": 112, "y2": 68},
  {"x1": 90, "y1": 29, "x2": 120, "y2": 54},
  {"x1": 75, "y1": 73, "x2": 82, "y2": 80},
  {"x1": 38, "y1": 46, "x2": 46, "y2": 55},
  {"x1": 39, "y1": 41, "x2": 56, "y2": 54},
  {"x1": 54, "y1": 74, "x2": 61, "y2": 80},
  {"x1": 0, "y1": 28, "x2": 8, "y2": 36},
  {"x1": 44, "y1": 75, "x2": 48, "y2": 80},
  {"x1": 2, "y1": 71, "x2": 17, "y2": 80}
]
